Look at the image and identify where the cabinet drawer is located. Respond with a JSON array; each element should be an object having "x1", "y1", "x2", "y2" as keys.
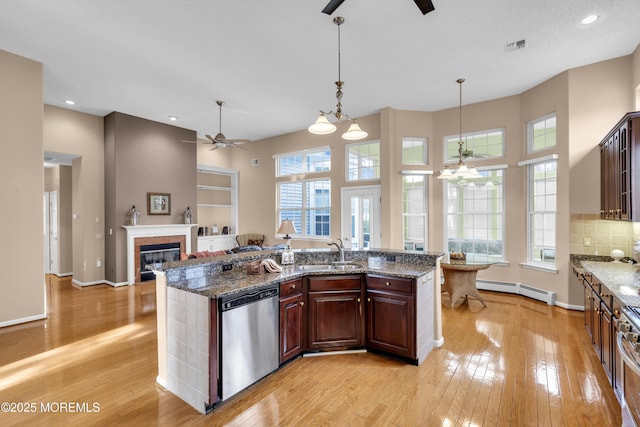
[
  {"x1": 366, "y1": 275, "x2": 414, "y2": 294},
  {"x1": 280, "y1": 279, "x2": 302, "y2": 298},
  {"x1": 613, "y1": 296, "x2": 623, "y2": 319},
  {"x1": 308, "y1": 275, "x2": 362, "y2": 292}
]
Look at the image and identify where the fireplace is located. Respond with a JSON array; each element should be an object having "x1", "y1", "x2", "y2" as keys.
[
  {"x1": 139, "y1": 242, "x2": 181, "y2": 282},
  {"x1": 123, "y1": 224, "x2": 195, "y2": 285}
]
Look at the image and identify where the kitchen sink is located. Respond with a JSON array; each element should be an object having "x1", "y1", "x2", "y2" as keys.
[{"x1": 296, "y1": 264, "x2": 360, "y2": 271}]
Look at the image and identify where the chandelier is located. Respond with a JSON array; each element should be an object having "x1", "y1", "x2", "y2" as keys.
[
  {"x1": 437, "y1": 78, "x2": 481, "y2": 179},
  {"x1": 308, "y1": 16, "x2": 368, "y2": 141}
]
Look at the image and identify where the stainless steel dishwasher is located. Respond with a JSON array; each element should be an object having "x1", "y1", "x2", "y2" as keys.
[{"x1": 219, "y1": 285, "x2": 279, "y2": 401}]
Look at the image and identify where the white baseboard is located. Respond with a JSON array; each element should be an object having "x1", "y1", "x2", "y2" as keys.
[
  {"x1": 55, "y1": 272, "x2": 73, "y2": 277},
  {"x1": 71, "y1": 279, "x2": 106, "y2": 287},
  {"x1": 156, "y1": 376, "x2": 167, "y2": 389},
  {"x1": 555, "y1": 301, "x2": 584, "y2": 311},
  {"x1": 433, "y1": 337, "x2": 445, "y2": 348},
  {"x1": 104, "y1": 280, "x2": 129, "y2": 287},
  {"x1": 0, "y1": 313, "x2": 46, "y2": 328},
  {"x1": 476, "y1": 280, "x2": 557, "y2": 305}
]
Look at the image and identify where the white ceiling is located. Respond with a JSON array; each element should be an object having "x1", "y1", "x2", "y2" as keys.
[{"x1": 2, "y1": 0, "x2": 639, "y2": 143}]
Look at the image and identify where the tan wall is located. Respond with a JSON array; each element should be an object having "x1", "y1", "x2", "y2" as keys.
[
  {"x1": 633, "y1": 44, "x2": 640, "y2": 110},
  {"x1": 0, "y1": 49, "x2": 45, "y2": 325},
  {"x1": 44, "y1": 106, "x2": 105, "y2": 285},
  {"x1": 104, "y1": 112, "x2": 197, "y2": 284}
]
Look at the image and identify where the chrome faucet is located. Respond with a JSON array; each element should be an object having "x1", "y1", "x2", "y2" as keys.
[{"x1": 328, "y1": 238, "x2": 345, "y2": 263}]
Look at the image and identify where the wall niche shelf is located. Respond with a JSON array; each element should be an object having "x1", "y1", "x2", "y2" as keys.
[{"x1": 196, "y1": 165, "x2": 238, "y2": 249}]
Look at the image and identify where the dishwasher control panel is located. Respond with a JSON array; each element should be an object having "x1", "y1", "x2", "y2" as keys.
[{"x1": 219, "y1": 287, "x2": 279, "y2": 311}]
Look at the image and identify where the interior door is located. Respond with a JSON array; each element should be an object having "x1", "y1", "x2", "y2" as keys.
[
  {"x1": 44, "y1": 191, "x2": 59, "y2": 275},
  {"x1": 341, "y1": 186, "x2": 381, "y2": 250}
]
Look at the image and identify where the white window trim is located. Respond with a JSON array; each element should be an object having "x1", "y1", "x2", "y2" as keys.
[
  {"x1": 523, "y1": 158, "x2": 557, "y2": 266},
  {"x1": 402, "y1": 136, "x2": 428, "y2": 166},
  {"x1": 277, "y1": 178, "x2": 331, "y2": 239},
  {"x1": 443, "y1": 128, "x2": 505, "y2": 164},
  {"x1": 273, "y1": 145, "x2": 332, "y2": 177},
  {"x1": 345, "y1": 139, "x2": 381, "y2": 182},
  {"x1": 526, "y1": 112, "x2": 557, "y2": 154}
]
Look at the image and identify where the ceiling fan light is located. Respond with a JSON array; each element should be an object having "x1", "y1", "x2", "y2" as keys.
[
  {"x1": 308, "y1": 113, "x2": 337, "y2": 135},
  {"x1": 437, "y1": 168, "x2": 455, "y2": 179},
  {"x1": 341, "y1": 121, "x2": 368, "y2": 140}
]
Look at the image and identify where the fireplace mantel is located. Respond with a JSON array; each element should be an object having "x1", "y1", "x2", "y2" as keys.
[{"x1": 123, "y1": 224, "x2": 196, "y2": 285}]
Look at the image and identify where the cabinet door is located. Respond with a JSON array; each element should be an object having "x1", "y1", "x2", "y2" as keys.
[
  {"x1": 307, "y1": 290, "x2": 363, "y2": 349},
  {"x1": 619, "y1": 122, "x2": 630, "y2": 220},
  {"x1": 591, "y1": 288, "x2": 602, "y2": 358},
  {"x1": 279, "y1": 293, "x2": 304, "y2": 364},
  {"x1": 366, "y1": 291, "x2": 415, "y2": 359},
  {"x1": 583, "y1": 280, "x2": 594, "y2": 340}
]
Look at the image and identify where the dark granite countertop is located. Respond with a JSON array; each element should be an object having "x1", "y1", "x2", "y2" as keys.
[
  {"x1": 580, "y1": 260, "x2": 640, "y2": 307},
  {"x1": 162, "y1": 249, "x2": 443, "y2": 299}
]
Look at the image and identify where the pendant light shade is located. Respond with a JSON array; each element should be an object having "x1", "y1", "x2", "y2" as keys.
[
  {"x1": 308, "y1": 113, "x2": 337, "y2": 134},
  {"x1": 308, "y1": 16, "x2": 367, "y2": 140},
  {"x1": 341, "y1": 120, "x2": 368, "y2": 140}
]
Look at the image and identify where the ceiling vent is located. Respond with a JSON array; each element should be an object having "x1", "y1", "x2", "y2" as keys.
[{"x1": 504, "y1": 39, "x2": 526, "y2": 52}]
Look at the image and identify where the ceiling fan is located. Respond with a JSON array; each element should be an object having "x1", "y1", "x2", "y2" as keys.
[
  {"x1": 184, "y1": 100, "x2": 251, "y2": 150},
  {"x1": 322, "y1": 0, "x2": 434, "y2": 15}
]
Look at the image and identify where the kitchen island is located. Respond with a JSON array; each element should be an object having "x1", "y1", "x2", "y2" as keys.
[{"x1": 154, "y1": 248, "x2": 443, "y2": 413}]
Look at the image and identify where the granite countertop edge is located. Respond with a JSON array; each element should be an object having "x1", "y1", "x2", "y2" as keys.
[
  {"x1": 577, "y1": 258, "x2": 640, "y2": 307},
  {"x1": 166, "y1": 261, "x2": 438, "y2": 299}
]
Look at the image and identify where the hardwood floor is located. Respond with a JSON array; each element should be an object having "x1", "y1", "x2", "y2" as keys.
[{"x1": 0, "y1": 275, "x2": 621, "y2": 426}]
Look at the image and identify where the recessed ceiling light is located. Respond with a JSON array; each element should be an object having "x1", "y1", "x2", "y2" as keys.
[
  {"x1": 581, "y1": 14, "x2": 598, "y2": 25},
  {"x1": 64, "y1": 99, "x2": 75, "y2": 105},
  {"x1": 168, "y1": 116, "x2": 178, "y2": 121}
]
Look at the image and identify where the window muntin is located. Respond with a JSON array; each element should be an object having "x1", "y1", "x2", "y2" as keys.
[
  {"x1": 528, "y1": 160, "x2": 557, "y2": 264},
  {"x1": 402, "y1": 137, "x2": 427, "y2": 165},
  {"x1": 402, "y1": 175, "x2": 427, "y2": 251},
  {"x1": 527, "y1": 113, "x2": 556, "y2": 153},
  {"x1": 444, "y1": 169, "x2": 505, "y2": 260},
  {"x1": 275, "y1": 147, "x2": 331, "y2": 177},
  {"x1": 444, "y1": 129, "x2": 504, "y2": 163},
  {"x1": 346, "y1": 140, "x2": 380, "y2": 181},
  {"x1": 278, "y1": 179, "x2": 331, "y2": 238}
]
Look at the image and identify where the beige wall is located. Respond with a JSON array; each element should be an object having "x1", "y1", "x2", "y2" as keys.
[
  {"x1": 44, "y1": 106, "x2": 105, "y2": 285},
  {"x1": 0, "y1": 50, "x2": 44, "y2": 326},
  {"x1": 104, "y1": 112, "x2": 197, "y2": 284}
]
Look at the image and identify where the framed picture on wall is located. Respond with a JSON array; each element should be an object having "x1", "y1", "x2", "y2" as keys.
[{"x1": 147, "y1": 192, "x2": 171, "y2": 215}]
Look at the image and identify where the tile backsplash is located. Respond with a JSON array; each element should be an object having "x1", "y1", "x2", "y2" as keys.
[{"x1": 570, "y1": 214, "x2": 640, "y2": 257}]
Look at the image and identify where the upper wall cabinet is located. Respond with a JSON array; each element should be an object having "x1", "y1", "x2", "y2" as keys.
[{"x1": 600, "y1": 112, "x2": 640, "y2": 221}]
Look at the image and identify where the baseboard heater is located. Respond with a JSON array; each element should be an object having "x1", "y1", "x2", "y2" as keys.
[{"x1": 475, "y1": 280, "x2": 557, "y2": 305}]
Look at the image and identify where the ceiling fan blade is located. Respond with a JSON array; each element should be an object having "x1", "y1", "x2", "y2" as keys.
[
  {"x1": 414, "y1": 0, "x2": 435, "y2": 15},
  {"x1": 322, "y1": 0, "x2": 345, "y2": 15},
  {"x1": 204, "y1": 134, "x2": 216, "y2": 144},
  {"x1": 221, "y1": 138, "x2": 250, "y2": 144}
]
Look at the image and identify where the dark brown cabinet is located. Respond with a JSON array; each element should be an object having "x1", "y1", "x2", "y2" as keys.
[
  {"x1": 365, "y1": 275, "x2": 416, "y2": 359},
  {"x1": 307, "y1": 275, "x2": 364, "y2": 350},
  {"x1": 600, "y1": 112, "x2": 640, "y2": 220},
  {"x1": 279, "y1": 279, "x2": 304, "y2": 364}
]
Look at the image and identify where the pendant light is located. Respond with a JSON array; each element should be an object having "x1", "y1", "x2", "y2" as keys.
[
  {"x1": 437, "y1": 78, "x2": 481, "y2": 179},
  {"x1": 308, "y1": 16, "x2": 368, "y2": 141}
]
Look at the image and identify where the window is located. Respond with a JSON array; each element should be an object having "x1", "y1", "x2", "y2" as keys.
[
  {"x1": 275, "y1": 147, "x2": 331, "y2": 177},
  {"x1": 444, "y1": 129, "x2": 504, "y2": 163},
  {"x1": 278, "y1": 179, "x2": 331, "y2": 238},
  {"x1": 402, "y1": 175, "x2": 427, "y2": 251},
  {"x1": 346, "y1": 140, "x2": 380, "y2": 181},
  {"x1": 444, "y1": 169, "x2": 505, "y2": 260},
  {"x1": 527, "y1": 113, "x2": 556, "y2": 152},
  {"x1": 527, "y1": 160, "x2": 557, "y2": 264},
  {"x1": 402, "y1": 137, "x2": 427, "y2": 165}
]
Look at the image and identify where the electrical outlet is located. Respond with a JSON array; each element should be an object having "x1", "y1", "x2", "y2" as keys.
[
  {"x1": 97, "y1": 259, "x2": 102, "y2": 268},
  {"x1": 386, "y1": 255, "x2": 396, "y2": 262},
  {"x1": 222, "y1": 263, "x2": 233, "y2": 272}
]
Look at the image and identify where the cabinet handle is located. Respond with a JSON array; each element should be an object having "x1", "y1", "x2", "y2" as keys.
[
  {"x1": 385, "y1": 282, "x2": 391, "y2": 286},
  {"x1": 299, "y1": 301, "x2": 304, "y2": 307},
  {"x1": 367, "y1": 297, "x2": 371, "y2": 302},
  {"x1": 615, "y1": 309, "x2": 620, "y2": 317},
  {"x1": 291, "y1": 284, "x2": 296, "y2": 289},
  {"x1": 357, "y1": 298, "x2": 361, "y2": 303}
]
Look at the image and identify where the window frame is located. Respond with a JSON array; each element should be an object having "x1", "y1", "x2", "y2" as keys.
[
  {"x1": 444, "y1": 128, "x2": 505, "y2": 164},
  {"x1": 277, "y1": 178, "x2": 331, "y2": 239},
  {"x1": 402, "y1": 174, "x2": 428, "y2": 252},
  {"x1": 274, "y1": 146, "x2": 331, "y2": 177},
  {"x1": 345, "y1": 140, "x2": 381, "y2": 182},
  {"x1": 527, "y1": 113, "x2": 557, "y2": 153},
  {"x1": 525, "y1": 159, "x2": 557, "y2": 268},
  {"x1": 443, "y1": 166, "x2": 506, "y2": 261},
  {"x1": 402, "y1": 137, "x2": 428, "y2": 166}
]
